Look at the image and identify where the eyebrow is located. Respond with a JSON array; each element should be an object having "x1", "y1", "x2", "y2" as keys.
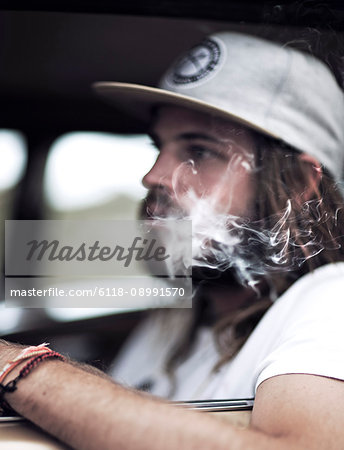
[
  {"x1": 148, "y1": 131, "x2": 221, "y2": 146},
  {"x1": 176, "y1": 132, "x2": 221, "y2": 144}
]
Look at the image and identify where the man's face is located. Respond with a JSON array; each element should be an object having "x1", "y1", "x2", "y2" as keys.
[{"x1": 142, "y1": 106, "x2": 256, "y2": 220}]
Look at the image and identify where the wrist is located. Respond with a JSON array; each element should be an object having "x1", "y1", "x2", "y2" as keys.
[{"x1": 0, "y1": 341, "x2": 65, "y2": 415}]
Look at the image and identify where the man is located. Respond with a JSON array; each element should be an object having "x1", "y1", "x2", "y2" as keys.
[{"x1": 1, "y1": 31, "x2": 344, "y2": 449}]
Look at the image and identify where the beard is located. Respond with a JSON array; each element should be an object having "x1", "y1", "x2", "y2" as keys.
[
  {"x1": 139, "y1": 187, "x2": 244, "y2": 290},
  {"x1": 191, "y1": 264, "x2": 241, "y2": 288}
]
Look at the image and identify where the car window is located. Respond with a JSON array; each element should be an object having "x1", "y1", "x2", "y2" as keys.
[
  {"x1": 43, "y1": 132, "x2": 156, "y2": 218},
  {"x1": 41, "y1": 131, "x2": 160, "y2": 323}
]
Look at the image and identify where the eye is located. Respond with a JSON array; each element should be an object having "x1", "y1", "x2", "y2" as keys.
[{"x1": 187, "y1": 145, "x2": 224, "y2": 162}]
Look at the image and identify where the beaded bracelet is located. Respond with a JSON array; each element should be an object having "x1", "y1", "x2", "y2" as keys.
[{"x1": 0, "y1": 351, "x2": 65, "y2": 415}]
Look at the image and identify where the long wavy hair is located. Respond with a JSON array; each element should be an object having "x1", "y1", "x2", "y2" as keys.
[{"x1": 162, "y1": 133, "x2": 344, "y2": 392}]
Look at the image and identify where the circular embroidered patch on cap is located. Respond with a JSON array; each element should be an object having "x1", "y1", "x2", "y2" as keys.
[{"x1": 164, "y1": 37, "x2": 225, "y2": 88}]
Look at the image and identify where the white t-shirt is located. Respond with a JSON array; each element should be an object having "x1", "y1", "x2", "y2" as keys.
[{"x1": 110, "y1": 263, "x2": 344, "y2": 401}]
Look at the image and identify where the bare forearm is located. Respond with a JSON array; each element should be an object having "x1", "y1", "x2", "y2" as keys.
[
  {"x1": 5, "y1": 360, "x2": 272, "y2": 450},
  {"x1": 0, "y1": 346, "x2": 304, "y2": 450}
]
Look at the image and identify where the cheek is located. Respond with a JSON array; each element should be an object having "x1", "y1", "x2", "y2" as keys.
[
  {"x1": 172, "y1": 157, "x2": 256, "y2": 217},
  {"x1": 186, "y1": 161, "x2": 226, "y2": 194},
  {"x1": 217, "y1": 173, "x2": 256, "y2": 216},
  {"x1": 196, "y1": 165, "x2": 256, "y2": 216},
  {"x1": 171, "y1": 160, "x2": 222, "y2": 201}
]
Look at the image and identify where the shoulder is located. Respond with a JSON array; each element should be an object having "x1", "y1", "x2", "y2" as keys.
[
  {"x1": 281, "y1": 262, "x2": 344, "y2": 299},
  {"x1": 253, "y1": 263, "x2": 344, "y2": 391},
  {"x1": 270, "y1": 262, "x2": 344, "y2": 323},
  {"x1": 260, "y1": 262, "x2": 344, "y2": 319}
]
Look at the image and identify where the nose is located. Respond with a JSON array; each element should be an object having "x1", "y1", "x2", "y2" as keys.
[{"x1": 142, "y1": 150, "x2": 175, "y2": 191}]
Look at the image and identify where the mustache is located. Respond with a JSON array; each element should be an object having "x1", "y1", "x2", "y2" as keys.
[{"x1": 140, "y1": 187, "x2": 185, "y2": 219}]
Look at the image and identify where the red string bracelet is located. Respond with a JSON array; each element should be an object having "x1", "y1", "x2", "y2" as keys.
[
  {"x1": 0, "y1": 348, "x2": 54, "y2": 384},
  {"x1": 0, "y1": 351, "x2": 65, "y2": 415}
]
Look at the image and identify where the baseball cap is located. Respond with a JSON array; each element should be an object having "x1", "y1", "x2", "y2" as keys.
[{"x1": 93, "y1": 31, "x2": 344, "y2": 180}]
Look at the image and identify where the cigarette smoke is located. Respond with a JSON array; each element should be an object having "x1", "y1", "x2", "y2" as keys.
[{"x1": 142, "y1": 147, "x2": 339, "y2": 291}]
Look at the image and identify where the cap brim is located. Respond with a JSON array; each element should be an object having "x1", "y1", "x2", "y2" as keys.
[{"x1": 93, "y1": 81, "x2": 279, "y2": 140}]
